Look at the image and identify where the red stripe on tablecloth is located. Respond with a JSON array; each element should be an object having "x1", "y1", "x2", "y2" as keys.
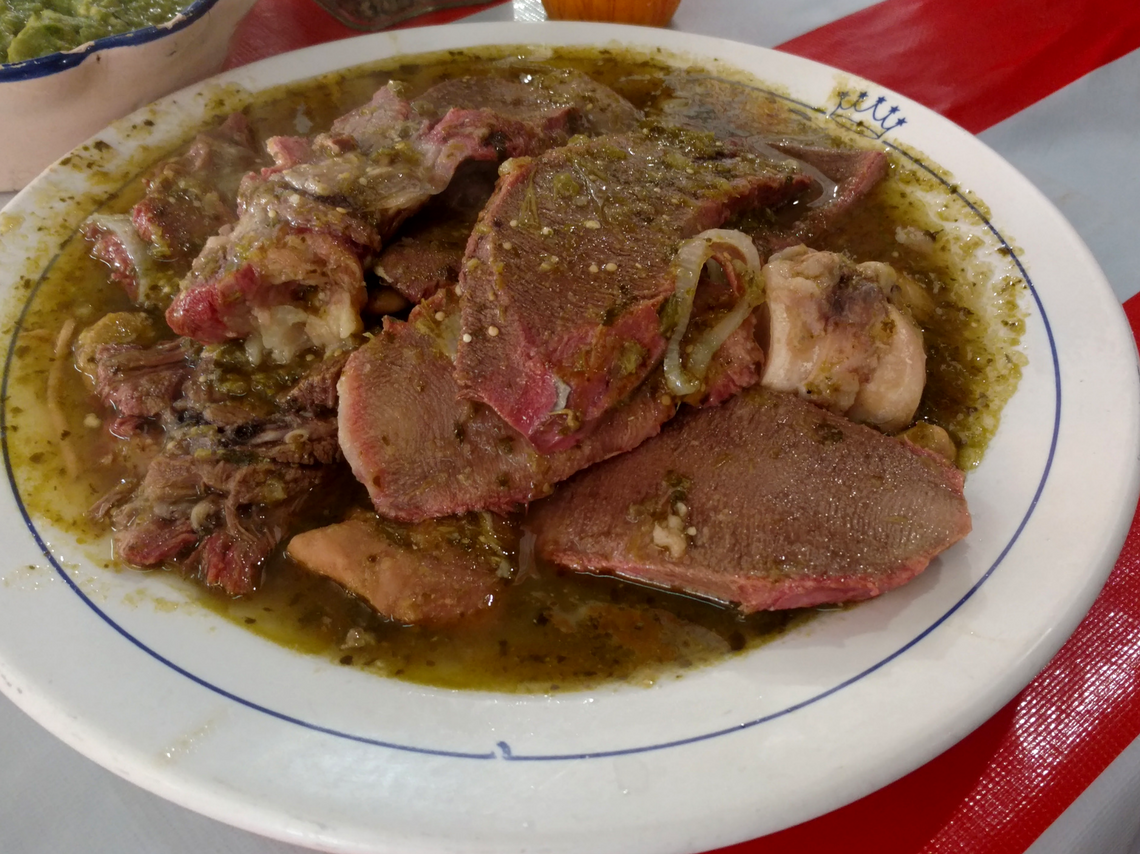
[
  {"x1": 222, "y1": 0, "x2": 509, "y2": 70},
  {"x1": 777, "y1": 0, "x2": 1140, "y2": 134}
]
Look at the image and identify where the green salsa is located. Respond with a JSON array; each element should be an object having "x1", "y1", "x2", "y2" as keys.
[
  {"x1": 4, "y1": 47, "x2": 1027, "y2": 693},
  {"x1": 0, "y1": 0, "x2": 188, "y2": 63}
]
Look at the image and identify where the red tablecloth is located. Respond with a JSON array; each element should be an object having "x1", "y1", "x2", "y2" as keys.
[{"x1": 219, "y1": 2, "x2": 1140, "y2": 850}]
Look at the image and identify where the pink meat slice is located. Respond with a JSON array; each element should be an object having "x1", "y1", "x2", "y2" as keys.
[
  {"x1": 766, "y1": 143, "x2": 889, "y2": 250},
  {"x1": 337, "y1": 288, "x2": 676, "y2": 522},
  {"x1": 373, "y1": 163, "x2": 500, "y2": 303},
  {"x1": 287, "y1": 513, "x2": 511, "y2": 626},
  {"x1": 453, "y1": 128, "x2": 812, "y2": 454},
  {"x1": 654, "y1": 75, "x2": 889, "y2": 249},
  {"x1": 529, "y1": 387, "x2": 971, "y2": 612},
  {"x1": 167, "y1": 73, "x2": 631, "y2": 352}
]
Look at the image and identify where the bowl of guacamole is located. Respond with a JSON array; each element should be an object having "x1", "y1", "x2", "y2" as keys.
[
  {"x1": 0, "y1": 0, "x2": 255, "y2": 190},
  {"x1": 1, "y1": 0, "x2": 193, "y2": 64}
]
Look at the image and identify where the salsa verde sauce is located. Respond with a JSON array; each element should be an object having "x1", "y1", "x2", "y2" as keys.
[{"x1": 3, "y1": 46, "x2": 1026, "y2": 693}]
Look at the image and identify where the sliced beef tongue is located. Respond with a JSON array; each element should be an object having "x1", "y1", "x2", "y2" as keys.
[
  {"x1": 372, "y1": 162, "x2": 500, "y2": 303},
  {"x1": 287, "y1": 511, "x2": 514, "y2": 626},
  {"x1": 507, "y1": 65, "x2": 643, "y2": 135},
  {"x1": 762, "y1": 143, "x2": 888, "y2": 251},
  {"x1": 655, "y1": 74, "x2": 826, "y2": 139},
  {"x1": 84, "y1": 113, "x2": 261, "y2": 310},
  {"x1": 166, "y1": 74, "x2": 623, "y2": 361},
  {"x1": 656, "y1": 75, "x2": 889, "y2": 250},
  {"x1": 266, "y1": 73, "x2": 600, "y2": 227},
  {"x1": 529, "y1": 387, "x2": 971, "y2": 612},
  {"x1": 454, "y1": 126, "x2": 812, "y2": 453},
  {"x1": 411, "y1": 66, "x2": 643, "y2": 136},
  {"x1": 337, "y1": 288, "x2": 675, "y2": 522},
  {"x1": 318, "y1": 67, "x2": 639, "y2": 157}
]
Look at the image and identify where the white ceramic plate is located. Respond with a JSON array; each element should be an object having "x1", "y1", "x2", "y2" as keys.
[{"x1": 0, "y1": 22, "x2": 1137, "y2": 854}]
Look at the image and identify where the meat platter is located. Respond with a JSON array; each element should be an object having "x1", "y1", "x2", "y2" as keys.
[{"x1": 0, "y1": 21, "x2": 1136, "y2": 854}]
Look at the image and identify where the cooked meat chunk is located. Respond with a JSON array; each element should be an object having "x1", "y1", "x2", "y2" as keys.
[
  {"x1": 74, "y1": 311, "x2": 163, "y2": 389},
  {"x1": 84, "y1": 113, "x2": 260, "y2": 310},
  {"x1": 454, "y1": 126, "x2": 812, "y2": 453},
  {"x1": 84, "y1": 213, "x2": 180, "y2": 309},
  {"x1": 337, "y1": 289, "x2": 675, "y2": 521},
  {"x1": 761, "y1": 245, "x2": 926, "y2": 432},
  {"x1": 168, "y1": 223, "x2": 367, "y2": 362},
  {"x1": 373, "y1": 162, "x2": 500, "y2": 303},
  {"x1": 288, "y1": 512, "x2": 513, "y2": 626},
  {"x1": 529, "y1": 387, "x2": 970, "y2": 612},
  {"x1": 91, "y1": 339, "x2": 197, "y2": 429},
  {"x1": 111, "y1": 453, "x2": 331, "y2": 595},
  {"x1": 167, "y1": 73, "x2": 636, "y2": 361},
  {"x1": 277, "y1": 350, "x2": 351, "y2": 413},
  {"x1": 172, "y1": 347, "x2": 349, "y2": 465},
  {"x1": 132, "y1": 112, "x2": 260, "y2": 263},
  {"x1": 93, "y1": 349, "x2": 353, "y2": 593},
  {"x1": 697, "y1": 310, "x2": 766, "y2": 406}
]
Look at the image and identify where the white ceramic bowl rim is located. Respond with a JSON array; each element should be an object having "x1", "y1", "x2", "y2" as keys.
[{"x1": 0, "y1": 0, "x2": 222, "y2": 82}]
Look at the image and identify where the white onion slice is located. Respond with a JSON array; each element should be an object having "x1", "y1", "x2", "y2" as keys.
[{"x1": 663, "y1": 229, "x2": 764, "y2": 396}]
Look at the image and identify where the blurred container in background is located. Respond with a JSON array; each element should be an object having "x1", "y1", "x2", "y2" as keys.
[
  {"x1": 312, "y1": 0, "x2": 489, "y2": 29},
  {"x1": 540, "y1": 0, "x2": 681, "y2": 26}
]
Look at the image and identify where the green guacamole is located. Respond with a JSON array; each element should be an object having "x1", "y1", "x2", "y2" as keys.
[{"x1": 1, "y1": 0, "x2": 188, "y2": 63}]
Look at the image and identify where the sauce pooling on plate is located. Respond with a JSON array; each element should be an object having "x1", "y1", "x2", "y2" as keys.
[{"x1": 4, "y1": 47, "x2": 1026, "y2": 692}]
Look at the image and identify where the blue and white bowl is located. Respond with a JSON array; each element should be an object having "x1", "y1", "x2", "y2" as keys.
[{"x1": 0, "y1": 0, "x2": 255, "y2": 190}]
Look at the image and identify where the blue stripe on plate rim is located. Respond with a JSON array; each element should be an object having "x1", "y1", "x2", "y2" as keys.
[
  {"x1": 0, "y1": 0, "x2": 222, "y2": 83},
  {"x1": 0, "y1": 82, "x2": 1062, "y2": 763}
]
